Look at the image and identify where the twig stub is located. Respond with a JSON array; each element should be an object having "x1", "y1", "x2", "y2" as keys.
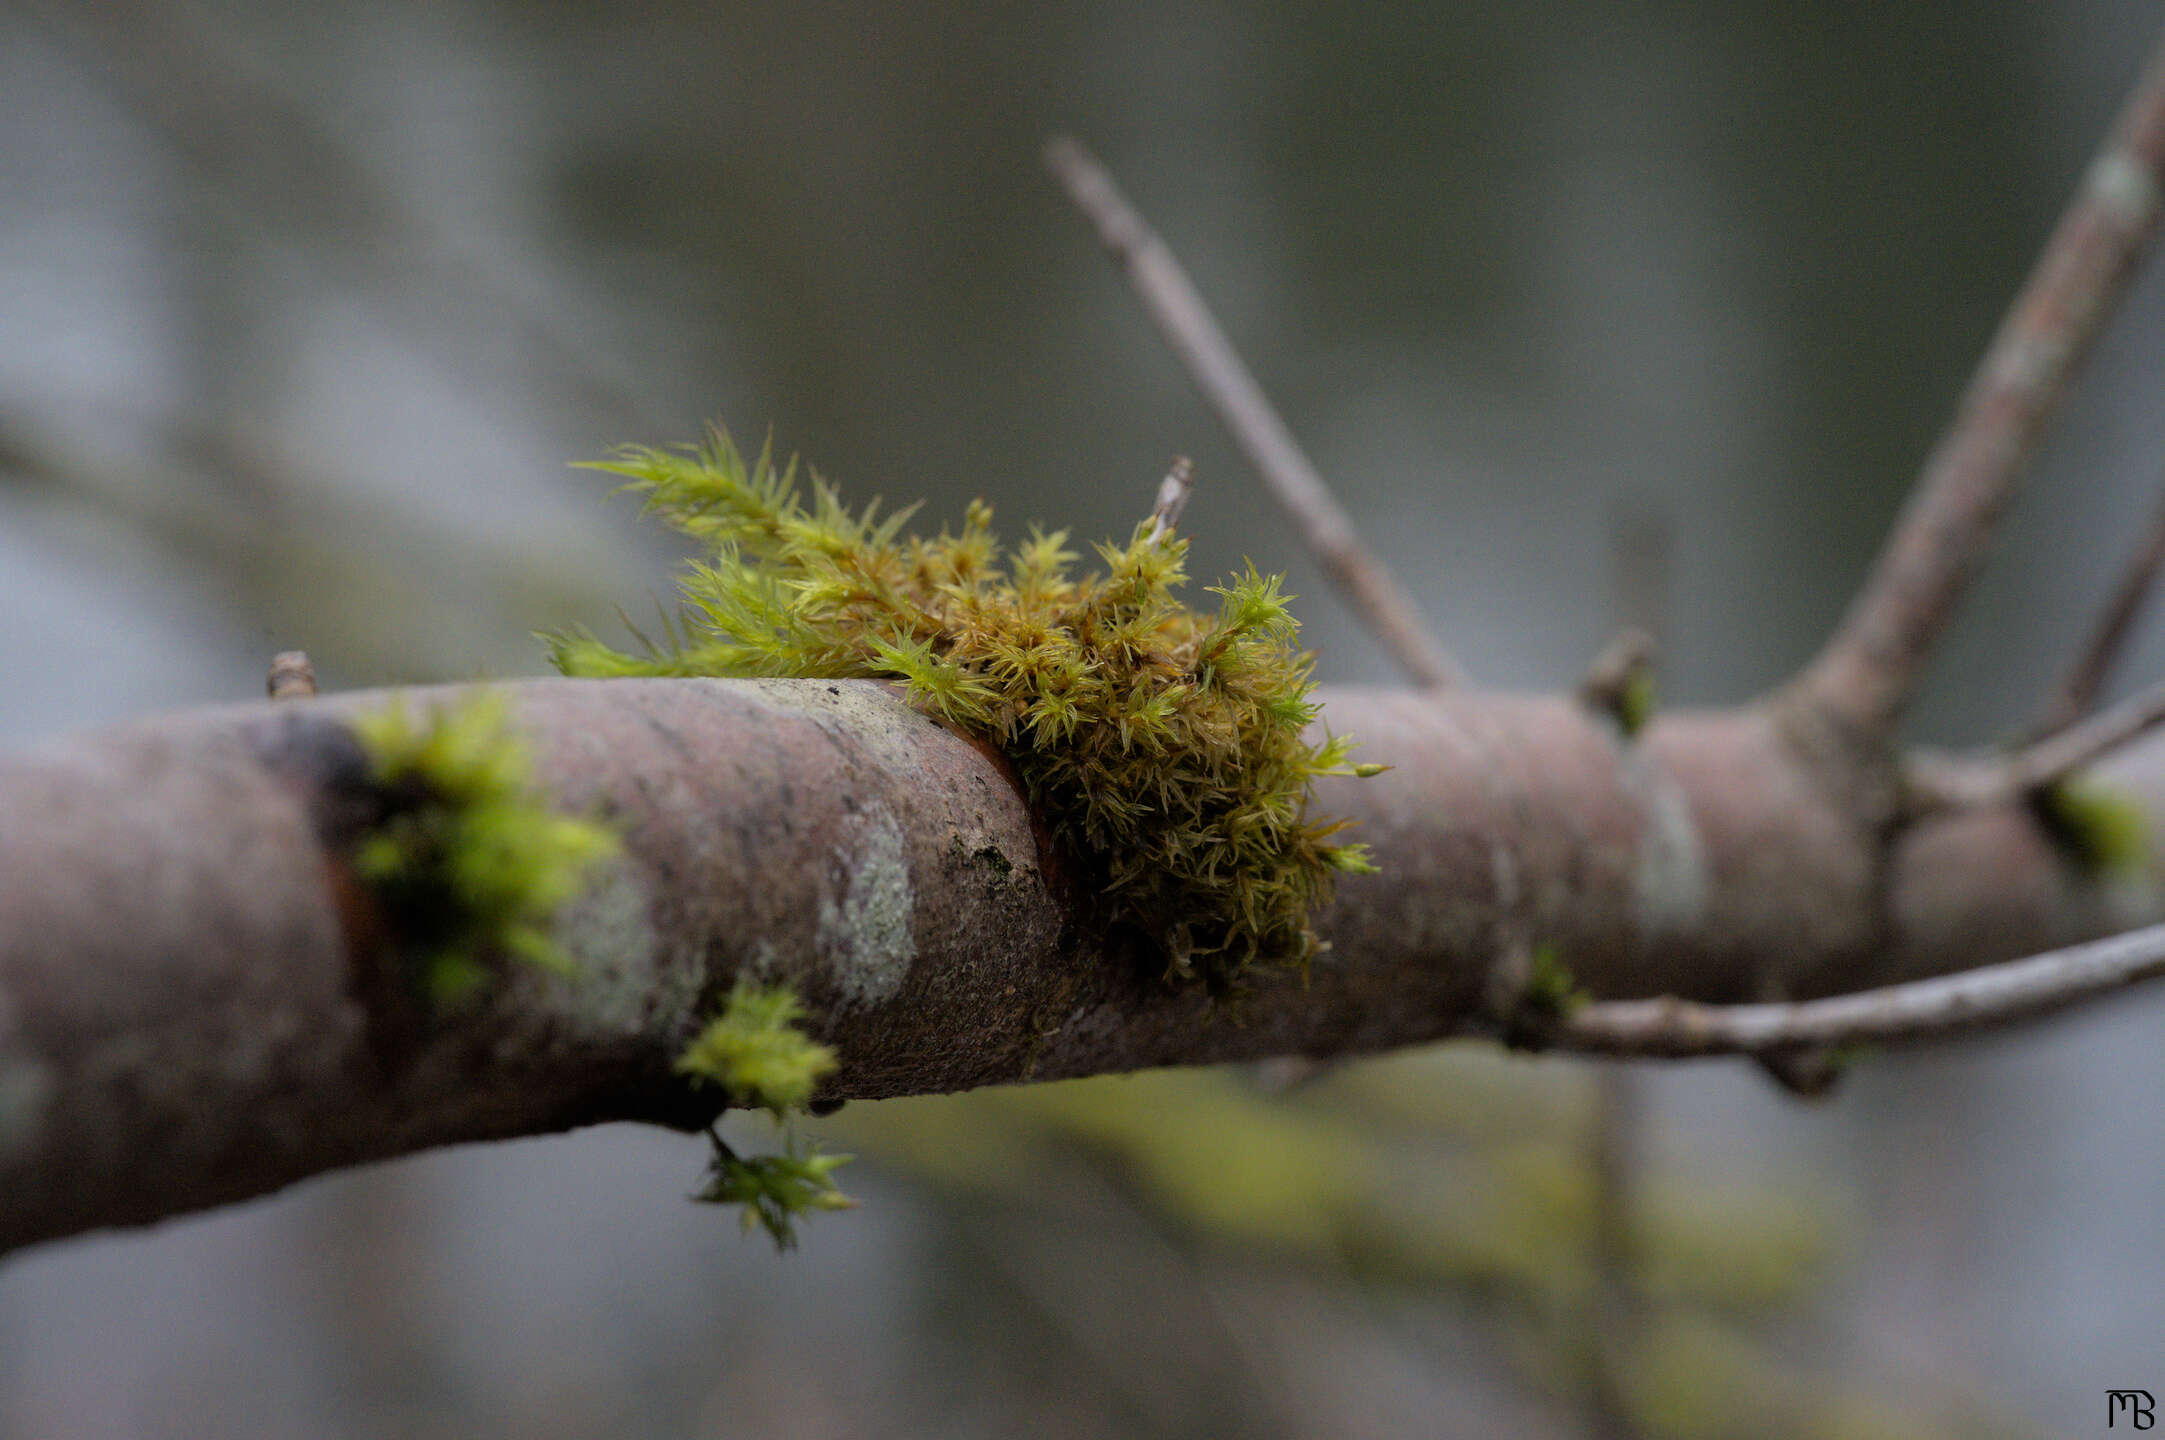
[{"x1": 267, "y1": 650, "x2": 318, "y2": 700}]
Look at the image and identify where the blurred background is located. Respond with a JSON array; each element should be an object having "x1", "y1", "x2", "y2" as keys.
[{"x1": 4, "y1": 1, "x2": 2164, "y2": 1435}]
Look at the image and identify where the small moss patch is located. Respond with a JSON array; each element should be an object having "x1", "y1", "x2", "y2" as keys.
[
  {"x1": 676, "y1": 980, "x2": 852, "y2": 1249},
  {"x1": 348, "y1": 691, "x2": 618, "y2": 1007}
]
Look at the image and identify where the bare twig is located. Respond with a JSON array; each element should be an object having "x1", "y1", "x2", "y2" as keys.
[
  {"x1": 1907, "y1": 675, "x2": 2165, "y2": 814},
  {"x1": 1558, "y1": 922, "x2": 2165, "y2": 1058},
  {"x1": 1792, "y1": 33, "x2": 2165, "y2": 738},
  {"x1": 2035, "y1": 474, "x2": 2165, "y2": 736},
  {"x1": 1044, "y1": 136, "x2": 1462, "y2": 688}
]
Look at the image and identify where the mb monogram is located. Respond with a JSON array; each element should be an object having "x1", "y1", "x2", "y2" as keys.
[{"x1": 2111, "y1": 1390, "x2": 2156, "y2": 1429}]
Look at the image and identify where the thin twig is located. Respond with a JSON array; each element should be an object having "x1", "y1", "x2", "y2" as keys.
[
  {"x1": 2035, "y1": 473, "x2": 2165, "y2": 736},
  {"x1": 1146, "y1": 456, "x2": 1194, "y2": 540},
  {"x1": 1044, "y1": 136, "x2": 1462, "y2": 689},
  {"x1": 1558, "y1": 922, "x2": 2165, "y2": 1058},
  {"x1": 1907, "y1": 675, "x2": 2165, "y2": 814},
  {"x1": 1792, "y1": 33, "x2": 2165, "y2": 738}
]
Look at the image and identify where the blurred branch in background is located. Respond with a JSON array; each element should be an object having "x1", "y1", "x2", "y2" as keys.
[
  {"x1": 0, "y1": 413, "x2": 623, "y2": 683},
  {"x1": 820, "y1": 1054, "x2": 2017, "y2": 1438},
  {"x1": 17, "y1": 0, "x2": 674, "y2": 439}
]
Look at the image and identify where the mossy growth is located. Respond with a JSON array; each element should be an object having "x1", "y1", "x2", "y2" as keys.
[
  {"x1": 348, "y1": 690, "x2": 618, "y2": 1006},
  {"x1": 2036, "y1": 777, "x2": 2149, "y2": 879},
  {"x1": 677, "y1": 980, "x2": 853, "y2": 1249},
  {"x1": 676, "y1": 980, "x2": 839, "y2": 1117},
  {"x1": 1614, "y1": 667, "x2": 1657, "y2": 739},
  {"x1": 697, "y1": 1135, "x2": 855, "y2": 1251},
  {"x1": 550, "y1": 429, "x2": 1382, "y2": 989},
  {"x1": 1501, "y1": 943, "x2": 1589, "y2": 1050}
]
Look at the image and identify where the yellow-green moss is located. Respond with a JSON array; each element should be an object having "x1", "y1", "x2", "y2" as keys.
[
  {"x1": 697, "y1": 1135, "x2": 855, "y2": 1250},
  {"x1": 676, "y1": 980, "x2": 838, "y2": 1118},
  {"x1": 677, "y1": 980, "x2": 852, "y2": 1249},
  {"x1": 349, "y1": 691, "x2": 618, "y2": 1005},
  {"x1": 2038, "y1": 777, "x2": 2149, "y2": 879},
  {"x1": 551, "y1": 429, "x2": 1380, "y2": 989}
]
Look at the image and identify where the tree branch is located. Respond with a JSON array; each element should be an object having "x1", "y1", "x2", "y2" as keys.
[
  {"x1": 1557, "y1": 922, "x2": 2165, "y2": 1058},
  {"x1": 1791, "y1": 32, "x2": 2165, "y2": 739},
  {"x1": 1044, "y1": 136, "x2": 1463, "y2": 689},
  {"x1": 1, "y1": 677, "x2": 2153, "y2": 1254},
  {"x1": 1906, "y1": 675, "x2": 2165, "y2": 814}
]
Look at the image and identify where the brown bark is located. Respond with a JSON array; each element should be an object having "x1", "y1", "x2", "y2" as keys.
[{"x1": 0, "y1": 676, "x2": 2142, "y2": 1254}]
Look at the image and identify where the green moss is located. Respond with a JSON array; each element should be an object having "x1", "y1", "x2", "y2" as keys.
[
  {"x1": 677, "y1": 981, "x2": 852, "y2": 1248},
  {"x1": 1501, "y1": 943, "x2": 1589, "y2": 1049},
  {"x1": 348, "y1": 691, "x2": 618, "y2": 1006},
  {"x1": 697, "y1": 1133, "x2": 855, "y2": 1251},
  {"x1": 676, "y1": 980, "x2": 838, "y2": 1118},
  {"x1": 2038, "y1": 777, "x2": 2149, "y2": 879},
  {"x1": 1616, "y1": 666, "x2": 1657, "y2": 738},
  {"x1": 551, "y1": 429, "x2": 1380, "y2": 989}
]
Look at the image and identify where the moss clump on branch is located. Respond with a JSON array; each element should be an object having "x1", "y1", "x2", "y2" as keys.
[
  {"x1": 551, "y1": 430, "x2": 1380, "y2": 989},
  {"x1": 677, "y1": 980, "x2": 853, "y2": 1249},
  {"x1": 676, "y1": 980, "x2": 838, "y2": 1118},
  {"x1": 1499, "y1": 943, "x2": 1590, "y2": 1051},
  {"x1": 348, "y1": 691, "x2": 618, "y2": 1006},
  {"x1": 2037, "y1": 777, "x2": 2149, "y2": 879}
]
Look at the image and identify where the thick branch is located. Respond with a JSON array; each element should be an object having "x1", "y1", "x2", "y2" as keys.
[
  {"x1": 1, "y1": 677, "x2": 2152, "y2": 1253},
  {"x1": 1792, "y1": 34, "x2": 2165, "y2": 738}
]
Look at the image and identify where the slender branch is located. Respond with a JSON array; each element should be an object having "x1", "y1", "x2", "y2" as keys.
[
  {"x1": 2035, "y1": 472, "x2": 2165, "y2": 736},
  {"x1": 1557, "y1": 922, "x2": 2165, "y2": 1058},
  {"x1": 1043, "y1": 136, "x2": 1462, "y2": 689},
  {"x1": 1906, "y1": 675, "x2": 2165, "y2": 814},
  {"x1": 1791, "y1": 32, "x2": 2165, "y2": 738}
]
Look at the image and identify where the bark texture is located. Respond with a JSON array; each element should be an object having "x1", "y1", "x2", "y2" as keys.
[{"x1": 0, "y1": 676, "x2": 2150, "y2": 1253}]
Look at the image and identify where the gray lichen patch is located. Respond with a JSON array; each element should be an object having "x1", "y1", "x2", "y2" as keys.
[
  {"x1": 735, "y1": 679, "x2": 941, "y2": 779},
  {"x1": 545, "y1": 860, "x2": 700, "y2": 1041},
  {"x1": 1619, "y1": 747, "x2": 1710, "y2": 942},
  {"x1": 818, "y1": 804, "x2": 917, "y2": 1008}
]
